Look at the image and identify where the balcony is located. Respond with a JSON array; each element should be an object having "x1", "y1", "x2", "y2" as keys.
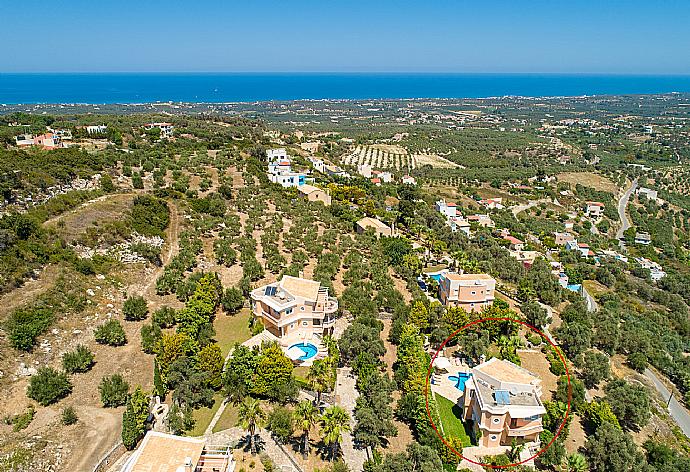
[
  {"x1": 505, "y1": 422, "x2": 543, "y2": 436},
  {"x1": 323, "y1": 296, "x2": 338, "y2": 313}
]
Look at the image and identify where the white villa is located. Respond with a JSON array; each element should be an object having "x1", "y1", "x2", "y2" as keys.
[{"x1": 266, "y1": 148, "x2": 306, "y2": 188}]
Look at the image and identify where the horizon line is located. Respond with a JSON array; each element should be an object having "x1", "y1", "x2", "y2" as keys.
[{"x1": 3, "y1": 71, "x2": 690, "y2": 77}]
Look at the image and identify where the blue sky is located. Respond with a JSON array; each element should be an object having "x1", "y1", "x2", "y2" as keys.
[{"x1": 2, "y1": 0, "x2": 690, "y2": 73}]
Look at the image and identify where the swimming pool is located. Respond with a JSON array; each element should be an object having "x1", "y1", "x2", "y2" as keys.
[
  {"x1": 428, "y1": 273, "x2": 443, "y2": 282},
  {"x1": 448, "y1": 372, "x2": 472, "y2": 391},
  {"x1": 566, "y1": 284, "x2": 582, "y2": 293},
  {"x1": 288, "y1": 342, "x2": 319, "y2": 360}
]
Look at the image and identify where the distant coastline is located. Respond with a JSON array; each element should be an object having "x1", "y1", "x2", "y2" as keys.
[{"x1": 2, "y1": 72, "x2": 690, "y2": 104}]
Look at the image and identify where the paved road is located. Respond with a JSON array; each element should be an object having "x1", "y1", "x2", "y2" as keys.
[
  {"x1": 616, "y1": 178, "x2": 638, "y2": 244},
  {"x1": 644, "y1": 368, "x2": 690, "y2": 438}
]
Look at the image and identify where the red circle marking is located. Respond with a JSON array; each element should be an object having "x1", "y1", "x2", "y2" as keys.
[{"x1": 423, "y1": 317, "x2": 571, "y2": 469}]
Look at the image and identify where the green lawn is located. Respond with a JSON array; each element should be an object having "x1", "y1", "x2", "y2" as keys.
[
  {"x1": 188, "y1": 393, "x2": 224, "y2": 437},
  {"x1": 213, "y1": 308, "x2": 253, "y2": 358},
  {"x1": 435, "y1": 394, "x2": 473, "y2": 447},
  {"x1": 212, "y1": 402, "x2": 240, "y2": 433}
]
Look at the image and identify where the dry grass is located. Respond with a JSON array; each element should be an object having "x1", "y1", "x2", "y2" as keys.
[
  {"x1": 46, "y1": 193, "x2": 135, "y2": 242},
  {"x1": 213, "y1": 309, "x2": 253, "y2": 358},
  {"x1": 557, "y1": 172, "x2": 618, "y2": 193}
]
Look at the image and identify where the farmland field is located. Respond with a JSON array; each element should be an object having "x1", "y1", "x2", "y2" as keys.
[{"x1": 341, "y1": 144, "x2": 461, "y2": 170}]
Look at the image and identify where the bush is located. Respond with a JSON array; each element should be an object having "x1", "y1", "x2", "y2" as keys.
[
  {"x1": 62, "y1": 345, "x2": 95, "y2": 373},
  {"x1": 141, "y1": 323, "x2": 162, "y2": 354},
  {"x1": 5, "y1": 307, "x2": 54, "y2": 351},
  {"x1": 130, "y1": 195, "x2": 170, "y2": 237},
  {"x1": 123, "y1": 295, "x2": 148, "y2": 321},
  {"x1": 152, "y1": 306, "x2": 177, "y2": 328},
  {"x1": 61, "y1": 406, "x2": 78, "y2": 425},
  {"x1": 627, "y1": 352, "x2": 648, "y2": 373},
  {"x1": 27, "y1": 367, "x2": 72, "y2": 406},
  {"x1": 95, "y1": 320, "x2": 127, "y2": 346},
  {"x1": 4, "y1": 405, "x2": 35, "y2": 432},
  {"x1": 99, "y1": 374, "x2": 130, "y2": 407}
]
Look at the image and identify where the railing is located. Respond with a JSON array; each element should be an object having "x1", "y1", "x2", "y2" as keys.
[{"x1": 505, "y1": 423, "x2": 543, "y2": 436}]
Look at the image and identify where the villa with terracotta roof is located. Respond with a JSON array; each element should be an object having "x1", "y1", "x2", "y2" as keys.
[
  {"x1": 503, "y1": 235, "x2": 525, "y2": 251},
  {"x1": 143, "y1": 122, "x2": 174, "y2": 138},
  {"x1": 250, "y1": 275, "x2": 338, "y2": 342},
  {"x1": 585, "y1": 201, "x2": 604, "y2": 218},
  {"x1": 120, "y1": 431, "x2": 235, "y2": 472},
  {"x1": 435, "y1": 199, "x2": 457, "y2": 218},
  {"x1": 462, "y1": 358, "x2": 545, "y2": 448},
  {"x1": 438, "y1": 272, "x2": 496, "y2": 312}
]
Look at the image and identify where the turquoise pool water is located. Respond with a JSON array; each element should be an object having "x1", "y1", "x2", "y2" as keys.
[
  {"x1": 448, "y1": 372, "x2": 472, "y2": 391},
  {"x1": 429, "y1": 273, "x2": 443, "y2": 282},
  {"x1": 566, "y1": 284, "x2": 582, "y2": 293},
  {"x1": 289, "y1": 342, "x2": 319, "y2": 360}
]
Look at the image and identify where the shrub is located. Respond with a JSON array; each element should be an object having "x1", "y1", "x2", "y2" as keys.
[
  {"x1": 27, "y1": 367, "x2": 72, "y2": 406},
  {"x1": 5, "y1": 307, "x2": 54, "y2": 351},
  {"x1": 123, "y1": 295, "x2": 148, "y2": 321},
  {"x1": 141, "y1": 323, "x2": 162, "y2": 354},
  {"x1": 62, "y1": 345, "x2": 95, "y2": 373},
  {"x1": 95, "y1": 320, "x2": 127, "y2": 346},
  {"x1": 99, "y1": 374, "x2": 130, "y2": 407},
  {"x1": 152, "y1": 306, "x2": 177, "y2": 328},
  {"x1": 130, "y1": 243, "x2": 162, "y2": 266},
  {"x1": 130, "y1": 195, "x2": 170, "y2": 237},
  {"x1": 61, "y1": 406, "x2": 78, "y2": 425},
  {"x1": 4, "y1": 405, "x2": 35, "y2": 432}
]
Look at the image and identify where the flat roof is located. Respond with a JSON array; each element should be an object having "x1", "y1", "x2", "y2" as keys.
[
  {"x1": 125, "y1": 431, "x2": 205, "y2": 472},
  {"x1": 357, "y1": 217, "x2": 390, "y2": 230},
  {"x1": 297, "y1": 184, "x2": 323, "y2": 195},
  {"x1": 443, "y1": 272, "x2": 494, "y2": 281}
]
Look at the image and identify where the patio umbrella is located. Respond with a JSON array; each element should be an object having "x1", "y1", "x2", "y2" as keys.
[{"x1": 434, "y1": 356, "x2": 451, "y2": 371}]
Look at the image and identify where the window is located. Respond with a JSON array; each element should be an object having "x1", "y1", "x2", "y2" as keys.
[
  {"x1": 302, "y1": 321, "x2": 308, "y2": 326},
  {"x1": 492, "y1": 417, "x2": 500, "y2": 424},
  {"x1": 490, "y1": 435, "x2": 498, "y2": 441},
  {"x1": 313, "y1": 319, "x2": 321, "y2": 326},
  {"x1": 471, "y1": 291, "x2": 476, "y2": 295},
  {"x1": 300, "y1": 306, "x2": 305, "y2": 311},
  {"x1": 285, "y1": 308, "x2": 293, "y2": 315}
]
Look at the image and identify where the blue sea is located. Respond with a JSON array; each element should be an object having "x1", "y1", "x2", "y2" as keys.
[{"x1": 2, "y1": 73, "x2": 690, "y2": 104}]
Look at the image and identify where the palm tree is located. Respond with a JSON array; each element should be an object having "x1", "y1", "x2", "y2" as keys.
[
  {"x1": 561, "y1": 452, "x2": 588, "y2": 472},
  {"x1": 506, "y1": 439, "x2": 525, "y2": 463},
  {"x1": 237, "y1": 397, "x2": 266, "y2": 454},
  {"x1": 322, "y1": 335, "x2": 339, "y2": 363},
  {"x1": 308, "y1": 359, "x2": 334, "y2": 407},
  {"x1": 320, "y1": 405, "x2": 351, "y2": 460},
  {"x1": 294, "y1": 400, "x2": 319, "y2": 458}
]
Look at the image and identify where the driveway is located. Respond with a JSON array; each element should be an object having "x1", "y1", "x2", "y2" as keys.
[{"x1": 616, "y1": 178, "x2": 638, "y2": 245}]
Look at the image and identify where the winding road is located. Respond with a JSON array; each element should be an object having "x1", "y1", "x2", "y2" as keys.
[
  {"x1": 616, "y1": 178, "x2": 638, "y2": 246},
  {"x1": 644, "y1": 368, "x2": 690, "y2": 437}
]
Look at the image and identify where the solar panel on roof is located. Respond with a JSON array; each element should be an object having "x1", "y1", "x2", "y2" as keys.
[
  {"x1": 265, "y1": 286, "x2": 277, "y2": 296},
  {"x1": 495, "y1": 390, "x2": 511, "y2": 405}
]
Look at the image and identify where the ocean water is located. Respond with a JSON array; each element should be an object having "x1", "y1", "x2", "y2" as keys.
[{"x1": 2, "y1": 73, "x2": 690, "y2": 104}]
